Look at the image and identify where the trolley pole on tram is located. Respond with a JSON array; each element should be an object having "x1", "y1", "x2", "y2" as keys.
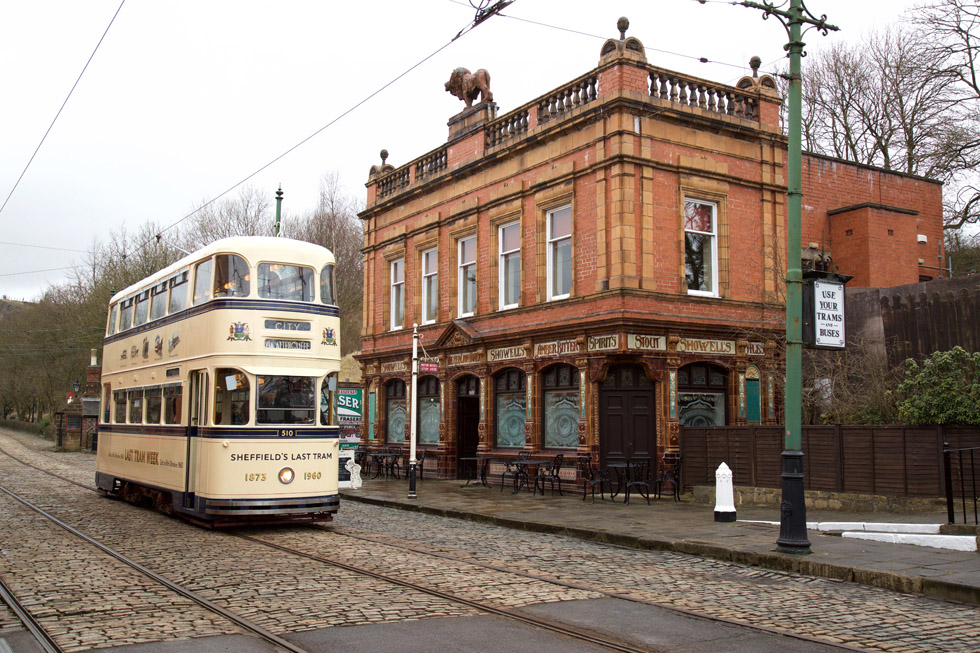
[
  {"x1": 408, "y1": 323, "x2": 419, "y2": 499},
  {"x1": 274, "y1": 186, "x2": 283, "y2": 237},
  {"x1": 738, "y1": 0, "x2": 837, "y2": 554}
]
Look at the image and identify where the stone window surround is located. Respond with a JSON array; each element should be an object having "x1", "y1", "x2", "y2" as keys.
[
  {"x1": 449, "y1": 223, "x2": 478, "y2": 319},
  {"x1": 679, "y1": 180, "x2": 729, "y2": 299},
  {"x1": 535, "y1": 191, "x2": 575, "y2": 304},
  {"x1": 416, "y1": 238, "x2": 439, "y2": 326},
  {"x1": 491, "y1": 211, "x2": 522, "y2": 311},
  {"x1": 382, "y1": 249, "x2": 405, "y2": 332}
]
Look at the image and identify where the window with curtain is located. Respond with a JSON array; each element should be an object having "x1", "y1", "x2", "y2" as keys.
[{"x1": 684, "y1": 199, "x2": 718, "y2": 295}]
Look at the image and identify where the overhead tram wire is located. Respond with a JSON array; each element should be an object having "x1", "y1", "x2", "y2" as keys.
[
  {"x1": 0, "y1": 241, "x2": 88, "y2": 254},
  {"x1": 449, "y1": 0, "x2": 774, "y2": 75},
  {"x1": 0, "y1": 0, "x2": 127, "y2": 218},
  {"x1": 132, "y1": 5, "x2": 514, "y2": 259}
]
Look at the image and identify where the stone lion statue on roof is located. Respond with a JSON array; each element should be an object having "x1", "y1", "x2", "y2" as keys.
[{"x1": 444, "y1": 67, "x2": 493, "y2": 108}]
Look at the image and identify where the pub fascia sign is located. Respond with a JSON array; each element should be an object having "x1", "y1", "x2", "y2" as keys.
[
  {"x1": 488, "y1": 345, "x2": 525, "y2": 362},
  {"x1": 534, "y1": 339, "x2": 579, "y2": 358},
  {"x1": 676, "y1": 338, "x2": 735, "y2": 355}
]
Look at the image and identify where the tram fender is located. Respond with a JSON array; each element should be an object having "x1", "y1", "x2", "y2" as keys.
[{"x1": 96, "y1": 472, "x2": 116, "y2": 493}]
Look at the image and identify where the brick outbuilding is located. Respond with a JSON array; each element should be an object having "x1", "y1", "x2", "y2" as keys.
[{"x1": 355, "y1": 22, "x2": 944, "y2": 483}]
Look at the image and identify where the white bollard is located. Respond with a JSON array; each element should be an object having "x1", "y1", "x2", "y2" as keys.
[{"x1": 714, "y1": 462, "x2": 736, "y2": 522}]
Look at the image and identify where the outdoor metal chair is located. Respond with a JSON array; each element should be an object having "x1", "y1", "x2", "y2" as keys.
[
  {"x1": 500, "y1": 451, "x2": 530, "y2": 493},
  {"x1": 655, "y1": 452, "x2": 681, "y2": 501},
  {"x1": 534, "y1": 454, "x2": 565, "y2": 497},
  {"x1": 624, "y1": 457, "x2": 651, "y2": 505},
  {"x1": 578, "y1": 455, "x2": 608, "y2": 503}
]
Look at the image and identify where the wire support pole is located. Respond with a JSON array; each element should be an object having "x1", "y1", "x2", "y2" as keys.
[
  {"x1": 408, "y1": 323, "x2": 419, "y2": 499},
  {"x1": 739, "y1": 0, "x2": 837, "y2": 555}
]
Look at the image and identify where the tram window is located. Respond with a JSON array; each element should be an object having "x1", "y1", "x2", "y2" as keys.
[
  {"x1": 149, "y1": 282, "x2": 168, "y2": 321},
  {"x1": 145, "y1": 386, "x2": 162, "y2": 424},
  {"x1": 193, "y1": 258, "x2": 213, "y2": 305},
  {"x1": 119, "y1": 299, "x2": 134, "y2": 331},
  {"x1": 214, "y1": 369, "x2": 250, "y2": 425},
  {"x1": 107, "y1": 304, "x2": 118, "y2": 336},
  {"x1": 257, "y1": 263, "x2": 314, "y2": 302},
  {"x1": 163, "y1": 384, "x2": 183, "y2": 424},
  {"x1": 168, "y1": 270, "x2": 189, "y2": 314},
  {"x1": 102, "y1": 384, "x2": 111, "y2": 422},
  {"x1": 320, "y1": 373, "x2": 338, "y2": 426},
  {"x1": 113, "y1": 391, "x2": 126, "y2": 424},
  {"x1": 256, "y1": 376, "x2": 315, "y2": 424},
  {"x1": 128, "y1": 389, "x2": 144, "y2": 424},
  {"x1": 214, "y1": 255, "x2": 250, "y2": 299},
  {"x1": 133, "y1": 291, "x2": 150, "y2": 327},
  {"x1": 320, "y1": 265, "x2": 335, "y2": 305}
]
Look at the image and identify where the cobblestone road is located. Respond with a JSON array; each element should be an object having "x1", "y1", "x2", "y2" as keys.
[{"x1": 1, "y1": 429, "x2": 978, "y2": 652}]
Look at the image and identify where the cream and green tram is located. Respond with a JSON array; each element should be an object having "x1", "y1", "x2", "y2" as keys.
[{"x1": 96, "y1": 236, "x2": 342, "y2": 525}]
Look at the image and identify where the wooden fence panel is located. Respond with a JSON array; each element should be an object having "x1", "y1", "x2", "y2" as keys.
[
  {"x1": 840, "y1": 428, "x2": 874, "y2": 494},
  {"x1": 680, "y1": 425, "x2": 980, "y2": 498},
  {"x1": 871, "y1": 427, "x2": 908, "y2": 496},
  {"x1": 806, "y1": 426, "x2": 841, "y2": 492}
]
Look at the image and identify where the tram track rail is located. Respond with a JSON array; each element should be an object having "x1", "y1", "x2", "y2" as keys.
[
  {"x1": 0, "y1": 573, "x2": 63, "y2": 653},
  {"x1": 0, "y1": 440, "x2": 853, "y2": 652},
  {"x1": 0, "y1": 483, "x2": 310, "y2": 653}
]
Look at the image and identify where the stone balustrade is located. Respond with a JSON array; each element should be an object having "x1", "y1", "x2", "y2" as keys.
[
  {"x1": 537, "y1": 74, "x2": 600, "y2": 124},
  {"x1": 648, "y1": 67, "x2": 759, "y2": 121}
]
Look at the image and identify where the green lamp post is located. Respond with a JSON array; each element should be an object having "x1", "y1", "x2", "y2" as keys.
[{"x1": 739, "y1": 0, "x2": 838, "y2": 554}]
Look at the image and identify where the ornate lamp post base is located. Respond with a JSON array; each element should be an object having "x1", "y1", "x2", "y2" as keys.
[{"x1": 776, "y1": 450, "x2": 811, "y2": 553}]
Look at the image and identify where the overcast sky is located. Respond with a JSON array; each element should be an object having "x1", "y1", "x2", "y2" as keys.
[{"x1": 1, "y1": 0, "x2": 922, "y2": 301}]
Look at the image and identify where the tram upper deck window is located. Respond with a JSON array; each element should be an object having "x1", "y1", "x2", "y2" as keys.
[
  {"x1": 145, "y1": 386, "x2": 162, "y2": 424},
  {"x1": 258, "y1": 263, "x2": 314, "y2": 302},
  {"x1": 168, "y1": 269, "x2": 189, "y2": 314},
  {"x1": 113, "y1": 391, "x2": 126, "y2": 424},
  {"x1": 214, "y1": 254, "x2": 250, "y2": 299},
  {"x1": 119, "y1": 298, "x2": 134, "y2": 331},
  {"x1": 150, "y1": 281, "x2": 168, "y2": 321},
  {"x1": 133, "y1": 291, "x2": 150, "y2": 327},
  {"x1": 193, "y1": 258, "x2": 213, "y2": 306},
  {"x1": 320, "y1": 265, "x2": 335, "y2": 305},
  {"x1": 128, "y1": 389, "x2": 144, "y2": 424},
  {"x1": 214, "y1": 369, "x2": 250, "y2": 425},
  {"x1": 256, "y1": 376, "x2": 315, "y2": 424},
  {"x1": 163, "y1": 384, "x2": 182, "y2": 424},
  {"x1": 107, "y1": 304, "x2": 118, "y2": 336}
]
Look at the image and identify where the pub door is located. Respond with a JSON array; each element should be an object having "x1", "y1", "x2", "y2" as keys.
[
  {"x1": 598, "y1": 364, "x2": 656, "y2": 471},
  {"x1": 455, "y1": 375, "x2": 481, "y2": 480}
]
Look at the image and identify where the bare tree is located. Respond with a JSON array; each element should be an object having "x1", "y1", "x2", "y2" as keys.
[
  {"x1": 290, "y1": 174, "x2": 364, "y2": 354},
  {"x1": 181, "y1": 185, "x2": 273, "y2": 250}
]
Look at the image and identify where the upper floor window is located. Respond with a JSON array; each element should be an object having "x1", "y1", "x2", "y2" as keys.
[
  {"x1": 320, "y1": 265, "x2": 336, "y2": 306},
  {"x1": 498, "y1": 222, "x2": 520, "y2": 309},
  {"x1": 150, "y1": 281, "x2": 168, "y2": 321},
  {"x1": 168, "y1": 269, "x2": 189, "y2": 314},
  {"x1": 258, "y1": 263, "x2": 314, "y2": 301},
  {"x1": 133, "y1": 291, "x2": 150, "y2": 327},
  {"x1": 390, "y1": 258, "x2": 405, "y2": 330},
  {"x1": 193, "y1": 258, "x2": 213, "y2": 306},
  {"x1": 458, "y1": 236, "x2": 476, "y2": 316},
  {"x1": 214, "y1": 254, "x2": 250, "y2": 298},
  {"x1": 685, "y1": 199, "x2": 718, "y2": 296},
  {"x1": 547, "y1": 205, "x2": 572, "y2": 300},
  {"x1": 421, "y1": 248, "x2": 438, "y2": 324}
]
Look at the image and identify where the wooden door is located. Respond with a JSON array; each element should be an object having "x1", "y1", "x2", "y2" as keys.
[
  {"x1": 599, "y1": 365, "x2": 656, "y2": 469},
  {"x1": 456, "y1": 397, "x2": 479, "y2": 479}
]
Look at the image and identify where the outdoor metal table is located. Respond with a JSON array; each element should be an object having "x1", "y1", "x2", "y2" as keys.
[
  {"x1": 458, "y1": 456, "x2": 489, "y2": 487},
  {"x1": 369, "y1": 452, "x2": 402, "y2": 480},
  {"x1": 607, "y1": 463, "x2": 629, "y2": 500}
]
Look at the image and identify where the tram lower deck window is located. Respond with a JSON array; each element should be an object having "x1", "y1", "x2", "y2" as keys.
[
  {"x1": 256, "y1": 376, "x2": 315, "y2": 424},
  {"x1": 215, "y1": 369, "x2": 250, "y2": 425},
  {"x1": 128, "y1": 389, "x2": 144, "y2": 424},
  {"x1": 163, "y1": 385, "x2": 182, "y2": 424},
  {"x1": 113, "y1": 391, "x2": 126, "y2": 424}
]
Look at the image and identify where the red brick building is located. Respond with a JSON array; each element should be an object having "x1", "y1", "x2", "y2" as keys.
[{"x1": 355, "y1": 23, "x2": 944, "y2": 482}]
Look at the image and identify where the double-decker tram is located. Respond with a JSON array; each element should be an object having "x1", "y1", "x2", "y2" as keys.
[{"x1": 96, "y1": 236, "x2": 342, "y2": 526}]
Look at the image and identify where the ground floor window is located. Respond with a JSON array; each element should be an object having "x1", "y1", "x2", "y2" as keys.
[
  {"x1": 418, "y1": 376, "x2": 440, "y2": 445},
  {"x1": 678, "y1": 362, "x2": 728, "y2": 426},
  {"x1": 543, "y1": 363, "x2": 579, "y2": 449},
  {"x1": 495, "y1": 368, "x2": 526, "y2": 448},
  {"x1": 386, "y1": 379, "x2": 406, "y2": 443}
]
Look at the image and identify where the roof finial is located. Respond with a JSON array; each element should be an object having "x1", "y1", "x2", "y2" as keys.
[
  {"x1": 380, "y1": 149, "x2": 389, "y2": 166},
  {"x1": 617, "y1": 16, "x2": 629, "y2": 40},
  {"x1": 750, "y1": 55, "x2": 761, "y2": 78}
]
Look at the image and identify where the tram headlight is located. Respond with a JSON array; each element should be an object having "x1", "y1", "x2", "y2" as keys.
[{"x1": 278, "y1": 467, "x2": 295, "y2": 484}]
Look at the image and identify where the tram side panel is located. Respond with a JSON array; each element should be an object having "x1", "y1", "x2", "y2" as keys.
[{"x1": 95, "y1": 429, "x2": 188, "y2": 494}]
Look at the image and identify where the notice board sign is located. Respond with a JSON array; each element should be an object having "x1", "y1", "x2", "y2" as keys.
[{"x1": 802, "y1": 272, "x2": 851, "y2": 349}]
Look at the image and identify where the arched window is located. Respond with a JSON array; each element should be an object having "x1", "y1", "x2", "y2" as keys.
[
  {"x1": 386, "y1": 379, "x2": 407, "y2": 443},
  {"x1": 494, "y1": 368, "x2": 526, "y2": 448},
  {"x1": 418, "y1": 376, "x2": 440, "y2": 445},
  {"x1": 542, "y1": 364, "x2": 579, "y2": 449},
  {"x1": 678, "y1": 363, "x2": 728, "y2": 426}
]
